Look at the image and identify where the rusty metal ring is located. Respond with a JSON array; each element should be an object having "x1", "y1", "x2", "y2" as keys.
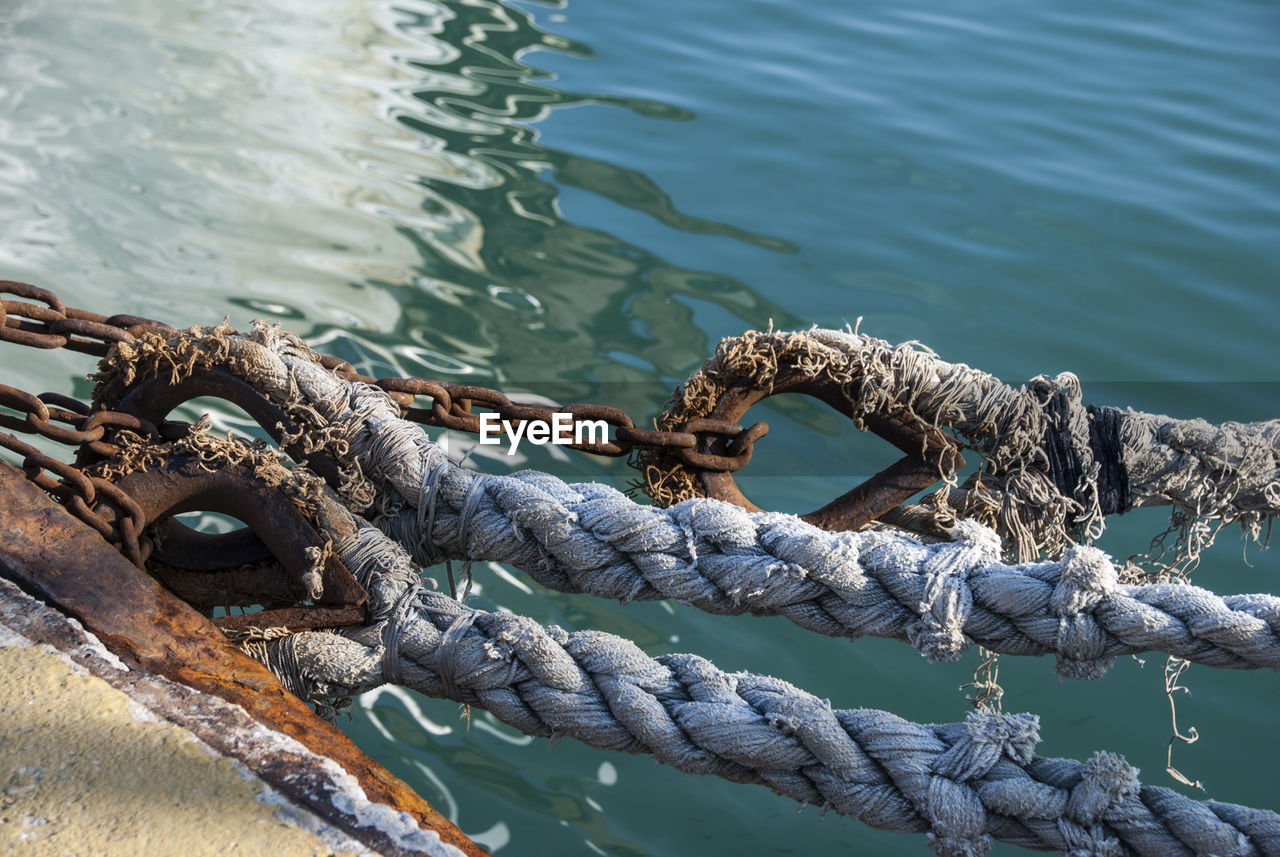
[
  {"x1": 38, "y1": 392, "x2": 92, "y2": 417},
  {"x1": 0, "y1": 283, "x2": 70, "y2": 349},
  {"x1": 51, "y1": 315, "x2": 136, "y2": 356},
  {"x1": 101, "y1": 312, "x2": 179, "y2": 338},
  {"x1": 369, "y1": 376, "x2": 433, "y2": 411},
  {"x1": 0, "y1": 322, "x2": 68, "y2": 349},
  {"x1": 102, "y1": 454, "x2": 366, "y2": 610},
  {"x1": 678, "y1": 366, "x2": 964, "y2": 532},
  {"x1": 3, "y1": 299, "x2": 64, "y2": 324},
  {"x1": 82, "y1": 409, "x2": 161, "y2": 439},
  {"x1": 0, "y1": 384, "x2": 45, "y2": 418},
  {"x1": 615, "y1": 426, "x2": 696, "y2": 450},
  {"x1": 0, "y1": 280, "x2": 66, "y2": 313},
  {"x1": 104, "y1": 364, "x2": 344, "y2": 488},
  {"x1": 99, "y1": 365, "x2": 350, "y2": 569}
]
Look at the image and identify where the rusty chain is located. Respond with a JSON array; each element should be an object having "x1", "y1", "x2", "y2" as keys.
[
  {"x1": 0, "y1": 279, "x2": 178, "y2": 355},
  {"x1": 0, "y1": 282, "x2": 190, "y2": 566},
  {"x1": 2, "y1": 279, "x2": 765, "y2": 474},
  {"x1": 1, "y1": 280, "x2": 771, "y2": 569},
  {"x1": 366, "y1": 374, "x2": 762, "y2": 469},
  {"x1": 1, "y1": 278, "x2": 978, "y2": 576},
  {"x1": 0, "y1": 377, "x2": 171, "y2": 568},
  {"x1": 0, "y1": 427, "x2": 149, "y2": 567}
]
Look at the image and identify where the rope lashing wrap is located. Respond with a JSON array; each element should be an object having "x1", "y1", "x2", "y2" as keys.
[
  {"x1": 92, "y1": 325, "x2": 1280, "y2": 676},
  {"x1": 640, "y1": 328, "x2": 1280, "y2": 562},
  {"x1": 248, "y1": 505, "x2": 1280, "y2": 857}
]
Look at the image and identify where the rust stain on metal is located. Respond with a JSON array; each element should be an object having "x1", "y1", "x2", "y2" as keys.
[
  {"x1": 214, "y1": 605, "x2": 368, "y2": 635},
  {"x1": 0, "y1": 461, "x2": 488, "y2": 857}
]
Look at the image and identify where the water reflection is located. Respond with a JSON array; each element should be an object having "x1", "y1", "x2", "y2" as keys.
[
  {"x1": 1, "y1": 0, "x2": 800, "y2": 420},
  {"x1": 327, "y1": 0, "x2": 802, "y2": 412},
  {"x1": 0, "y1": 3, "x2": 843, "y2": 854},
  {"x1": 362, "y1": 685, "x2": 644, "y2": 855}
]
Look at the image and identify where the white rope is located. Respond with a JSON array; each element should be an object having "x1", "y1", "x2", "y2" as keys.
[
  {"x1": 249, "y1": 509, "x2": 1280, "y2": 857},
  {"x1": 101, "y1": 328, "x2": 1280, "y2": 677},
  {"x1": 92, "y1": 325, "x2": 1280, "y2": 854},
  {"x1": 274, "y1": 348, "x2": 1280, "y2": 676}
]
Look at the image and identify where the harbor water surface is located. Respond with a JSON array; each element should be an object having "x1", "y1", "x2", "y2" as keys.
[{"x1": 2, "y1": 1, "x2": 1279, "y2": 854}]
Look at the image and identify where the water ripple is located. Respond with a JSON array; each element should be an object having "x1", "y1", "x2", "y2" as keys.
[{"x1": 3, "y1": 0, "x2": 1279, "y2": 854}]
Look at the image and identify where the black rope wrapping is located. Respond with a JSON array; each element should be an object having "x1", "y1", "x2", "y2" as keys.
[
  {"x1": 1041, "y1": 393, "x2": 1131, "y2": 519},
  {"x1": 1087, "y1": 404, "x2": 1131, "y2": 516}
]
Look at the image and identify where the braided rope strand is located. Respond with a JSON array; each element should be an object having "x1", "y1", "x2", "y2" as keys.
[
  {"x1": 92, "y1": 328, "x2": 1280, "y2": 677},
  {"x1": 251, "y1": 513, "x2": 1280, "y2": 857}
]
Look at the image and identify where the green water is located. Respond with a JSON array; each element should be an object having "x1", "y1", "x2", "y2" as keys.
[{"x1": 3, "y1": 0, "x2": 1280, "y2": 854}]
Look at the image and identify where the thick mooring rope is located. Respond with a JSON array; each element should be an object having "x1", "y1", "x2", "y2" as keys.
[
  {"x1": 642, "y1": 328, "x2": 1280, "y2": 563},
  {"x1": 95, "y1": 328, "x2": 1280, "y2": 677},
  {"x1": 246, "y1": 503, "x2": 1280, "y2": 857}
]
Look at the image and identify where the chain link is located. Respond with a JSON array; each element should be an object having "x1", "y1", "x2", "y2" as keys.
[
  {"x1": 321, "y1": 354, "x2": 765, "y2": 470},
  {"x1": 0, "y1": 429, "x2": 149, "y2": 566},
  {"x1": 2, "y1": 280, "x2": 177, "y2": 355},
  {"x1": 0, "y1": 282, "x2": 187, "y2": 564},
  {"x1": 3, "y1": 280, "x2": 764, "y2": 471},
  {"x1": 1, "y1": 280, "x2": 770, "y2": 570}
]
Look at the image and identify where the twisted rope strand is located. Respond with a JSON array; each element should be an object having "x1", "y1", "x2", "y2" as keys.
[
  {"x1": 251, "y1": 513, "x2": 1280, "y2": 857},
  {"x1": 95, "y1": 329, "x2": 1280, "y2": 676},
  {"x1": 266, "y1": 349, "x2": 1280, "y2": 677}
]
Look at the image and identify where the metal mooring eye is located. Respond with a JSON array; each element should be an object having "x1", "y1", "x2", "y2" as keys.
[
  {"x1": 101, "y1": 454, "x2": 367, "y2": 634},
  {"x1": 675, "y1": 365, "x2": 964, "y2": 532},
  {"x1": 105, "y1": 365, "x2": 346, "y2": 487}
]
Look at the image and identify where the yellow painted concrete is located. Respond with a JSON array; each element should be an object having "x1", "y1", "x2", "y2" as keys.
[{"x1": 0, "y1": 644, "x2": 364, "y2": 857}]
